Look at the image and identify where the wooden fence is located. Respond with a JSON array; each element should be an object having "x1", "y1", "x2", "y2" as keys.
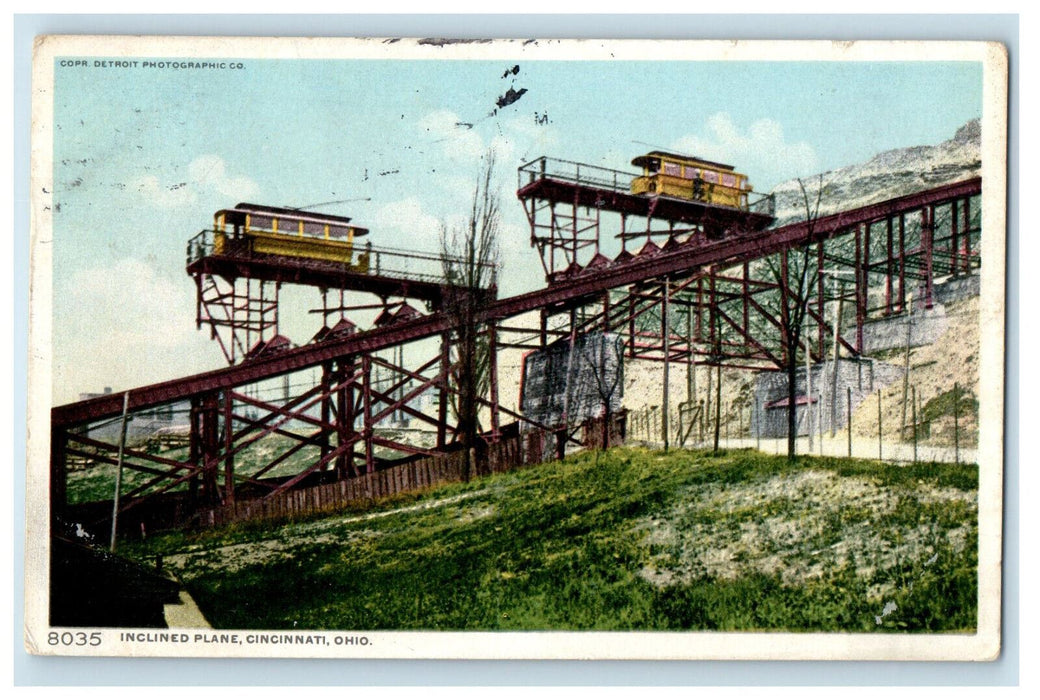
[
  {"x1": 65, "y1": 415, "x2": 628, "y2": 536},
  {"x1": 196, "y1": 420, "x2": 578, "y2": 529}
]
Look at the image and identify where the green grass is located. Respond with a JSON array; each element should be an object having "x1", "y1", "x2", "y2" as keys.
[
  {"x1": 68, "y1": 432, "x2": 417, "y2": 506},
  {"x1": 66, "y1": 443, "x2": 192, "y2": 504},
  {"x1": 126, "y1": 447, "x2": 978, "y2": 632},
  {"x1": 922, "y1": 387, "x2": 978, "y2": 423}
]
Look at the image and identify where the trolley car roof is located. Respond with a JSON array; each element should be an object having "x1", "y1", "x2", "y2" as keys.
[
  {"x1": 219, "y1": 203, "x2": 369, "y2": 235},
  {"x1": 631, "y1": 151, "x2": 737, "y2": 172}
]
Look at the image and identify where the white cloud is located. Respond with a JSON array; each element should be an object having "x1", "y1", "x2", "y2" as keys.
[
  {"x1": 373, "y1": 197, "x2": 443, "y2": 240},
  {"x1": 66, "y1": 259, "x2": 197, "y2": 348},
  {"x1": 671, "y1": 113, "x2": 818, "y2": 192},
  {"x1": 188, "y1": 155, "x2": 261, "y2": 200},
  {"x1": 54, "y1": 258, "x2": 222, "y2": 403},
  {"x1": 128, "y1": 155, "x2": 259, "y2": 208},
  {"x1": 495, "y1": 221, "x2": 544, "y2": 296}
]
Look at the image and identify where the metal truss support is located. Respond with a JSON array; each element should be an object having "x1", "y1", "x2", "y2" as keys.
[
  {"x1": 193, "y1": 392, "x2": 221, "y2": 505},
  {"x1": 922, "y1": 206, "x2": 935, "y2": 309},
  {"x1": 337, "y1": 358, "x2": 355, "y2": 479},
  {"x1": 438, "y1": 333, "x2": 450, "y2": 449},
  {"x1": 854, "y1": 225, "x2": 866, "y2": 354},
  {"x1": 223, "y1": 390, "x2": 234, "y2": 506},
  {"x1": 53, "y1": 178, "x2": 984, "y2": 535},
  {"x1": 194, "y1": 274, "x2": 281, "y2": 365}
]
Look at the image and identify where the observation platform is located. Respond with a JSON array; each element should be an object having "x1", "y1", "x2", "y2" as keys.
[
  {"x1": 187, "y1": 229, "x2": 495, "y2": 305},
  {"x1": 516, "y1": 156, "x2": 776, "y2": 235}
]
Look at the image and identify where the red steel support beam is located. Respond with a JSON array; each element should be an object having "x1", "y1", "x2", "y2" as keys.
[
  {"x1": 230, "y1": 385, "x2": 342, "y2": 438},
  {"x1": 855, "y1": 224, "x2": 865, "y2": 354},
  {"x1": 245, "y1": 434, "x2": 319, "y2": 485},
  {"x1": 362, "y1": 355, "x2": 374, "y2": 474},
  {"x1": 437, "y1": 333, "x2": 449, "y2": 449},
  {"x1": 709, "y1": 267, "x2": 719, "y2": 356},
  {"x1": 923, "y1": 205, "x2": 935, "y2": 309},
  {"x1": 368, "y1": 369, "x2": 440, "y2": 427},
  {"x1": 199, "y1": 392, "x2": 220, "y2": 505},
  {"x1": 864, "y1": 221, "x2": 872, "y2": 288},
  {"x1": 713, "y1": 305, "x2": 784, "y2": 366},
  {"x1": 223, "y1": 390, "x2": 234, "y2": 505},
  {"x1": 963, "y1": 197, "x2": 972, "y2": 275},
  {"x1": 229, "y1": 410, "x2": 324, "y2": 447},
  {"x1": 898, "y1": 213, "x2": 907, "y2": 312},
  {"x1": 951, "y1": 198, "x2": 960, "y2": 277},
  {"x1": 339, "y1": 358, "x2": 355, "y2": 478},
  {"x1": 320, "y1": 362, "x2": 332, "y2": 469},
  {"x1": 627, "y1": 291, "x2": 636, "y2": 357},
  {"x1": 64, "y1": 447, "x2": 170, "y2": 482},
  {"x1": 742, "y1": 261, "x2": 750, "y2": 338},
  {"x1": 54, "y1": 177, "x2": 982, "y2": 430},
  {"x1": 188, "y1": 396, "x2": 200, "y2": 502},
  {"x1": 65, "y1": 432, "x2": 201, "y2": 481},
  {"x1": 816, "y1": 243, "x2": 825, "y2": 357},
  {"x1": 885, "y1": 217, "x2": 894, "y2": 314},
  {"x1": 779, "y1": 251, "x2": 790, "y2": 362}
]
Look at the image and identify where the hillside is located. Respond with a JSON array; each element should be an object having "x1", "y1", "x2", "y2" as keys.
[
  {"x1": 619, "y1": 120, "x2": 984, "y2": 451},
  {"x1": 851, "y1": 294, "x2": 980, "y2": 446},
  {"x1": 770, "y1": 120, "x2": 981, "y2": 227},
  {"x1": 405, "y1": 121, "x2": 985, "y2": 455},
  {"x1": 129, "y1": 447, "x2": 977, "y2": 632}
]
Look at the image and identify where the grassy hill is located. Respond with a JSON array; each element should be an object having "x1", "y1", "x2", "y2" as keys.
[{"x1": 126, "y1": 447, "x2": 977, "y2": 633}]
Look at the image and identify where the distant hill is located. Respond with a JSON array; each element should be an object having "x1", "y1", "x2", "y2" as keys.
[{"x1": 769, "y1": 119, "x2": 981, "y2": 227}]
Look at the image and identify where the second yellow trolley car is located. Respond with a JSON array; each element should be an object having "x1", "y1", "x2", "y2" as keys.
[{"x1": 630, "y1": 151, "x2": 754, "y2": 210}]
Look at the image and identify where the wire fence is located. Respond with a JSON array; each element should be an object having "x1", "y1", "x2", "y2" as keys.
[{"x1": 625, "y1": 380, "x2": 976, "y2": 465}]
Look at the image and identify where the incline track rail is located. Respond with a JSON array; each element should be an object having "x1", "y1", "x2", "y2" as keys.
[{"x1": 53, "y1": 177, "x2": 980, "y2": 430}]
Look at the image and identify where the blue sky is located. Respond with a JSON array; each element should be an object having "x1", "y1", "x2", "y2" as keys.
[{"x1": 49, "y1": 54, "x2": 983, "y2": 403}]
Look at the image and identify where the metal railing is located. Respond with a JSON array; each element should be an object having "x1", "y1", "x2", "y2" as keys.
[
  {"x1": 748, "y1": 192, "x2": 776, "y2": 217},
  {"x1": 518, "y1": 155, "x2": 777, "y2": 218},
  {"x1": 518, "y1": 156, "x2": 639, "y2": 194},
  {"x1": 186, "y1": 230, "x2": 497, "y2": 288}
]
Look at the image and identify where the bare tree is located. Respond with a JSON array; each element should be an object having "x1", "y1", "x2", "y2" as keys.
[
  {"x1": 764, "y1": 176, "x2": 825, "y2": 460},
  {"x1": 579, "y1": 332, "x2": 626, "y2": 451},
  {"x1": 440, "y1": 152, "x2": 500, "y2": 478}
]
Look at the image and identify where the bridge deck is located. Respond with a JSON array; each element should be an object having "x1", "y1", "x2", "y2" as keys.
[{"x1": 517, "y1": 177, "x2": 775, "y2": 232}]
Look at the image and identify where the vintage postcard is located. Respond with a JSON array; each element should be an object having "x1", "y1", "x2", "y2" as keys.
[{"x1": 26, "y1": 36, "x2": 1008, "y2": 660}]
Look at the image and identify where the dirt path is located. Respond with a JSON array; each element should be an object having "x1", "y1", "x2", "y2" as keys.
[
  {"x1": 638, "y1": 435, "x2": 976, "y2": 464},
  {"x1": 164, "y1": 488, "x2": 492, "y2": 573}
]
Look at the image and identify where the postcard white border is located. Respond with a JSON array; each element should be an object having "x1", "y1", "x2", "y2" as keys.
[{"x1": 26, "y1": 35, "x2": 1009, "y2": 662}]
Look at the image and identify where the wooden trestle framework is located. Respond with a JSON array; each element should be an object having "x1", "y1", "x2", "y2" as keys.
[{"x1": 51, "y1": 167, "x2": 982, "y2": 536}]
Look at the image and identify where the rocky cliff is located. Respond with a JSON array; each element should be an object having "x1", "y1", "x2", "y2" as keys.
[{"x1": 770, "y1": 120, "x2": 981, "y2": 227}]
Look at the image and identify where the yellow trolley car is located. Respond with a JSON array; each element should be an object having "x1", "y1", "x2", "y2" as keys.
[
  {"x1": 630, "y1": 151, "x2": 754, "y2": 210},
  {"x1": 213, "y1": 203, "x2": 370, "y2": 271}
]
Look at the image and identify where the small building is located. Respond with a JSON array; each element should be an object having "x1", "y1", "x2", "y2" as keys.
[{"x1": 753, "y1": 358, "x2": 902, "y2": 438}]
